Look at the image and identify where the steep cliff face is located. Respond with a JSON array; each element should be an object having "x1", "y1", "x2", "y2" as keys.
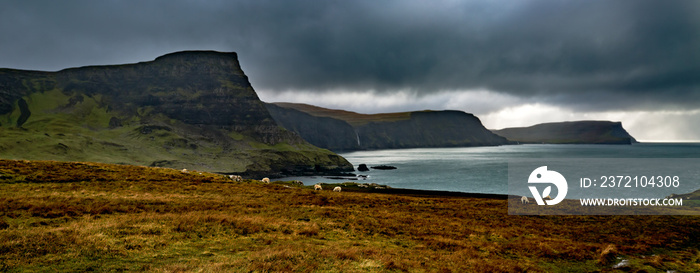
[
  {"x1": 265, "y1": 103, "x2": 360, "y2": 151},
  {"x1": 356, "y1": 111, "x2": 509, "y2": 149},
  {"x1": 0, "y1": 51, "x2": 353, "y2": 176},
  {"x1": 57, "y1": 51, "x2": 275, "y2": 131},
  {"x1": 491, "y1": 121, "x2": 637, "y2": 144},
  {"x1": 267, "y1": 103, "x2": 509, "y2": 151}
]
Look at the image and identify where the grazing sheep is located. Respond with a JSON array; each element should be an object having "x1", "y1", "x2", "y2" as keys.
[
  {"x1": 333, "y1": 186, "x2": 342, "y2": 192},
  {"x1": 314, "y1": 184, "x2": 322, "y2": 191},
  {"x1": 181, "y1": 168, "x2": 188, "y2": 173},
  {"x1": 292, "y1": 180, "x2": 303, "y2": 186},
  {"x1": 228, "y1": 175, "x2": 242, "y2": 182},
  {"x1": 262, "y1": 177, "x2": 270, "y2": 183},
  {"x1": 521, "y1": 196, "x2": 529, "y2": 204}
]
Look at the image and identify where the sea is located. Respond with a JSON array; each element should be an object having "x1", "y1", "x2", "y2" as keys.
[{"x1": 275, "y1": 143, "x2": 700, "y2": 198}]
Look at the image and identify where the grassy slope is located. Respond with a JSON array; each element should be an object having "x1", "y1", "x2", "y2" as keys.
[
  {"x1": 272, "y1": 102, "x2": 413, "y2": 127},
  {"x1": 0, "y1": 89, "x2": 344, "y2": 175},
  {"x1": 0, "y1": 159, "x2": 698, "y2": 272}
]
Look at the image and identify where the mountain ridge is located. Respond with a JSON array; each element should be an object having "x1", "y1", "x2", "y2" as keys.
[
  {"x1": 271, "y1": 102, "x2": 415, "y2": 127},
  {"x1": 266, "y1": 102, "x2": 510, "y2": 151},
  {"x1": 0, "y1": 51, "x2": 354, "y2": 176}
]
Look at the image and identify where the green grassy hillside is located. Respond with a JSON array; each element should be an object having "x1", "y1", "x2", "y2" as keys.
[{"x1": 0, "y1": 91, "x2": 346, "y2": 175}]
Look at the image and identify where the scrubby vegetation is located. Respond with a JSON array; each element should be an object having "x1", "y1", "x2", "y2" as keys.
[{"x1": 0, "y1": 159, "x2": 698, "y2": 272}]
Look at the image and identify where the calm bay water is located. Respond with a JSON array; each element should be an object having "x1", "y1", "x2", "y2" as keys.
[{"x1": 276, "y1": 143, "x2": 700, "y2": 197}]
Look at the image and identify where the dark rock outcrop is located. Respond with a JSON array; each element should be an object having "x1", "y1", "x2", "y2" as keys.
[
  {"x1": 357, "y1": 164, "x2": 369, "y2": 172},
  {"x1": 267, "y1": 103, "x2": 509, "y2": 151},
  {"x1": 371, "y1": 165, "x2": 397, "y2": 170},
  {"x1": 491, "y1": 121, "x2": 637, "y2": 144},
  {"x1": 0, "y1": 51, "x2": 354, "y2": 175}
]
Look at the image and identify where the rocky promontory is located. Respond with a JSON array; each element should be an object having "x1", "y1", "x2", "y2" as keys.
[
  {"x1": 0, "y1": 51, "x2": 353, "y2": 176},
  {"x1": 491, "y1": 121, "x2": 637, "y2": 144}
]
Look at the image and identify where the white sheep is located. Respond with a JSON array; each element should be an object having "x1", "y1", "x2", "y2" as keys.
[
  {"x1": 314, "y1": 184, "x2": 322, "y2": 191},
  {"x1": 261, "y1": 177, "x2": 270, "y2": 183},
  {"x1": 181, "y1": 168, "x2": 188, "y2": 173},
  {"x1": 521, "y1": 196, "x2": 529, "y2": 204},
  {"x1": 333, "y1": 186, "x2": 342, "y2": 192},
  {"x1": 228, "y1": 175, "x2": 242, "y2": 182},
  {"x1": 292, "y1": 180, "x2": 303, "y2": 186}
]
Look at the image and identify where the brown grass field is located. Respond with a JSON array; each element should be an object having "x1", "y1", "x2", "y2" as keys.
[{"x1": 0, "y1": 159, "x2": 698, "y2": 272}]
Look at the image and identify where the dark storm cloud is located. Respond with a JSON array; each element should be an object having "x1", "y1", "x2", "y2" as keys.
[{"x1": 1, "y1": 0, "x2": 699, "y2": 112}]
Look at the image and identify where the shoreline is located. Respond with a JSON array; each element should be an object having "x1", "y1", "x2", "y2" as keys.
[
  {"x1": 304, "y1": 180, "x2": 510, "y2": 199},
  {"x1": 346, "y1": 186, "x2": 510, "y2": 199}
]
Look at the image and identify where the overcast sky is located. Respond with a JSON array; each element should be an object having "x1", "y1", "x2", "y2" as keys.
[{"x1": 2, "y1": 0, "x2": 699, "y2": 141}]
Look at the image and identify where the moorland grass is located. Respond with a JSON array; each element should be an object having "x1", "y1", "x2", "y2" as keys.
[{"x1": 0, "y1": 159, "x2": 698, "y2": 272}]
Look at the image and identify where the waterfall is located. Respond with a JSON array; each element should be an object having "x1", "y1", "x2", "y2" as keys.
[{"x1": 355, "y1": 130, "x2": 361, "y2": 147}]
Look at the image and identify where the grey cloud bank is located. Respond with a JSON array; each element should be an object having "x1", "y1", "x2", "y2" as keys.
[{"x1": 1, "y1": 0, "x2": 699, "y2": 140}]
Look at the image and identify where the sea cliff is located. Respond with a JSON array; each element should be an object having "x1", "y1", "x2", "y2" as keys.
[
  {"x1": 266, "y1": 102, "x2": 509, "y2": 151},
  {"x1": 491, "y1": 121, "x2": 637, "y2": 144},
  {"x1": 0, "y1": 51, "x2": 353, "y2": 176}
]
